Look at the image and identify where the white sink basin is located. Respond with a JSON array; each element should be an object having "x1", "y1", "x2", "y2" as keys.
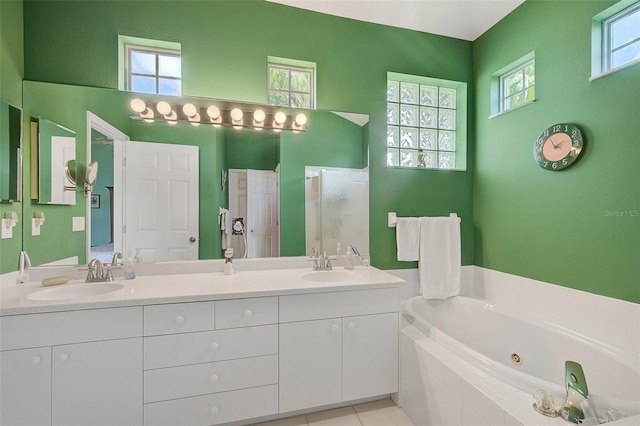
[
  {"x1": 302, "y1": 271, "x2": 360, "y2": 283},
  {"x1": 27, "y1": 283, "x2": 124, "y2": 301}
]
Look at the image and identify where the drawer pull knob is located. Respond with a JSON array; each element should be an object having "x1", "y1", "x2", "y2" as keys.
[
  {"x1": 331, "y1": 324, "x2": 339, "y2": 332},
  {"x1": 243, "y1": 309, "x2": 253, "y2": 318},
  {"x1": 210, "y1": 406, "x2": 219, "y2": 415},
  {"x1": 210, "y1": 342, "x2": 219, "y2": 351},
  {"x1": 348, "y1": 322, "x2": 355, "y2": 331},
  {"x1": 175, "y1": 315, "x2": 185, "y2": 324},
  {"x1": 59, "y1": 353, "x2": 69, "y2": 362},
  {"x1": 210, "y1": 374, "x2": 219, "y2": 382},
  {"x1": 31, "y1": 356, "x2": 41, "y2": 364}
]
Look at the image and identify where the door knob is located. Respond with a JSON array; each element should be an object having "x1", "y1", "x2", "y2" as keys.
[{"x1": 189, "y1": 237, "x2": 197, "y2": 243}]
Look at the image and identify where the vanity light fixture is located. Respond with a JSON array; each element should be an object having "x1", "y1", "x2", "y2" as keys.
[
  {"x1": 129, "y1": 97, "x2": 309, "y2": 132},
  {"x1": 230, "y1": 108, "x2": 244, "y2": 129},
  {"x1": 207, "y1": 106, "x2": 222, "y2": 127},
  {"x1": 157, "y1": 101, "x2": 178, "y2": 125},
  {"x1": 253, "y1": 109, "x2": 266, "y2": 130}
]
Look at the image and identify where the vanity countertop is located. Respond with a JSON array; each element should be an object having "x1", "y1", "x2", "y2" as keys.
[{"x1": 0, "y1": 266, "x2": 404, "y2": 315}]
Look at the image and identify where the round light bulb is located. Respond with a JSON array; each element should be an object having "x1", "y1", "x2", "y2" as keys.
[
  {"x1": 253, "y1": 109, "x2": 266, "y2": 123},
  {"x1": 295, "y1": 113, "x2": 307, "y2": 126},
  {"x1": 156, "y1": 101, "x2": 172, "y2": 116},
  {"x1": 274, "y1": 111, "x2": 287, "y2": 125},
  {"x1": 189, "y1": 112, "x2": 201, "y2": 126},
  {"x1": 230, "y1": 108, "x2": 243, "y2": 122},
  {"x1": 183, "y1": 103, "x2": 197, "y2": 117},
  {"x1": 207, "y1": 105, "x2": 221, "y2": 120},
  {"x1": 130, "y1": 98, "x2": 146, "y2": 113}
]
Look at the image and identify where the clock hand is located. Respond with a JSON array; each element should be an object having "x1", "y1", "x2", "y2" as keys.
[{"x1": 549, "y1": 137, "x2": 559, "y2": 149}]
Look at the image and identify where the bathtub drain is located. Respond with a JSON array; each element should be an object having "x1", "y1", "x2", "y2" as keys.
[{"x1": 510, "y1": 353, "x2": 522, "y2": 365}]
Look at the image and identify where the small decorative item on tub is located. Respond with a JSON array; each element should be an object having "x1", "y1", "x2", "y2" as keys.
[{"x1": 533, "y1": 389, "x2": 559, "y2": 417}]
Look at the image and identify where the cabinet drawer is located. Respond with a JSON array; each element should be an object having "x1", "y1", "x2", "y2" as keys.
[
  {"x1": 144, "y1": 301, "x2": 214, "y2": 336},
  {"x1": 279, "y1": 288, "x2": 399, "y2": 323},
  {"x1": 0, "y1": 307, "x2": 142, "y2": 350},
  {"x1": 214, "y1": 296, "x2": 277, "y2": 329},
  {"x1": 144, "y1": 354, "x2": 277, "y2": 403},
  {"x1": 144, "y1": 325, "x2": 277, "y2": 369},
  {"x1": 144, "y1": 384, "x2": 278, "y2": 426}
]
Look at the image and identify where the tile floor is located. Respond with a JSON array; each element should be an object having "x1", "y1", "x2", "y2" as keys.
[{"x1": 252, "y1": 399, "x2": 414, "y2": 426}]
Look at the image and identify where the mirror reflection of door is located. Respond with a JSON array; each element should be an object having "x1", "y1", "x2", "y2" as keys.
[
  {"x1": 228, "y1": 169, "x2": 280, "y2": 258},
  {"x1": 124, "y1": 141, "x2": 199, "y2": 262}
]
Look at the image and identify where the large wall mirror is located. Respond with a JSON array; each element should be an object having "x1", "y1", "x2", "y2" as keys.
[
  {"x1": 21, "y1": 81, "x2": 369, "y2": 268},
  {"x1": 0, "y1": 100, "x2": 23, "y2": 202}
]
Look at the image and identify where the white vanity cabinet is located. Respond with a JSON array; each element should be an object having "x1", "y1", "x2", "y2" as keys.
[
  {"x1": 0, "y1": 307, "x2": 143, "y2": 426},
  {"x1": 142, "y1": 297, "x2": 279, "y2": 426},
  {"x1": 279, "y1": 288, "x2": 399, "y2": 413}
]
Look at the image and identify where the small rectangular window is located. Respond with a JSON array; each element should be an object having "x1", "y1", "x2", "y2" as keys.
[
  {"x1": 268, "y1": 63, "x2": 315, "y2": 109},
  {"x1": 126, "y1": 45, "x2": 181, "y2": 95},
  {"x1": 499, "y1": 60, "x2": 535, "y2": 113},
  {"x1": 603, "y1": 2, "x2": 640, "y2": 71}
]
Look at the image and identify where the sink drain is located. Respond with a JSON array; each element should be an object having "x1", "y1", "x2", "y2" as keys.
[{"x1": 510, "y1": 353, "x2": 522, "y2": 365}]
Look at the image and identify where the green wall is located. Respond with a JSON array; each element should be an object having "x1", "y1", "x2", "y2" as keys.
[
  {"x1": 473, "y1": 0, "x2": 640, "y2": 302},
  {"x1": 21, "y1": 0, "x2": 475, "y2": 270},
  {"x1": 0, "y1": 0, "x2": 24, "y2": 274}
]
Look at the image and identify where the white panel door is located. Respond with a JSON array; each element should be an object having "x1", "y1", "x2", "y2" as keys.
[
  {"x1": 52, "y1": 338, "x2": 143, "y2": 426},
  {"x1": 342, "y1": 313, "x2": 399, "y2": 401},
  {"x1": 124, "y1": 141, "x2": 199, "y2": 262},
  {"x1": 279, "y1": 318, "x2": 342, "y2": 412},
  {"x1": 0, "y1": 347, "x2": 52, "y2": 426},
  {"x1": 246, "y1": 169, "x2": 279, "y2": 258}
]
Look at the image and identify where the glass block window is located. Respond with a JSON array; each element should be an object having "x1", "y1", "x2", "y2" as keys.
[
  {"x1": 387, "y1": 75, "x2": 466, "y2": 170},
  {"x1": 126, "y1": 45, "x2": 181, "y2": 95},
  {"x1": 268, "y1": 63, "x2": 315, "y2": 109},
  {"x1": 603, "y1": 1, "x2": 640, "y2": 71},
  {"x1": 500, "y1": 60, "x2": 535, "y2": 112}
]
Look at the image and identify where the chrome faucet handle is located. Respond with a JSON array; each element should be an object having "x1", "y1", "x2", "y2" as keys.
[
  {"x1": 104, "y1": 267, "x2": 114, "y2": 282},
  {"x1": 111, "y1": 252, "x2": 123, "y2": 266}
]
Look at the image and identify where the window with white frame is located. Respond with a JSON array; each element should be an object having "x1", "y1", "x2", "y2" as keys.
[
  {"x1": 268, "y1": 63, "x2": 315, "y2": 109},
  {"x1": 603, "y1": 1, "x2": 640, "y2": 71},
  {"x1": 125, "y1": 45, "x2": 181, "y2": 95},
  {"x1": 500, "y1": 60, "x2": 535, "y2": 113},
  {"x1": 386, "y1": 73, "x2": 467, "y2": 170}
]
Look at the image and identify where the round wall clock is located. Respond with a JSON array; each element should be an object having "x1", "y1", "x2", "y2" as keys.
[{"x1": 533, "y1": 123, "x2": 584, "y2": 171}]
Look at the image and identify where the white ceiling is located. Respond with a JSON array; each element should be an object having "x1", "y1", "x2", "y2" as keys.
[{"x1": 267, "y1": 0, "x2": 525, "y2": 41}]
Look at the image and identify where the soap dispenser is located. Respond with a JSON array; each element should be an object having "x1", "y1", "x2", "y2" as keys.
[{"x1": 124, "y1": 250, "x2": 136, "y2": 280}]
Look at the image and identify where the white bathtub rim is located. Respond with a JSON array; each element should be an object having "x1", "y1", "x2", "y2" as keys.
[{"x1": 402, "y1": 295, "x2": 640, "y2": 417}]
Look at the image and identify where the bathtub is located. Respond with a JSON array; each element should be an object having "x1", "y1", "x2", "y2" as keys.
[{"x1": 400, "y1": 295, "x2": 640, "y2": 425}]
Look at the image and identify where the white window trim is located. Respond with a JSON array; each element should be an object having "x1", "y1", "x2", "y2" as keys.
[
  {"x1": 118, "y1": 35, "x2": 181, "y2": 92},
  {"x1": 499, "y1": 59, "x2": 534, "y2": 113},
  {"x1": 125, "y1": 45, "x2": 181, "y2": 94},
  {"x1": 267, "y1": 60, "x2": 316, "y2": 109},
  {"x1": 591, "y1": 0, "x2": 640, "y2": 80},
  {"x1": 489, "y1": 51, "x2": 535, "y2": 117}
]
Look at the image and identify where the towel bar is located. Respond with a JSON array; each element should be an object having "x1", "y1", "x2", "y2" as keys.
[{"x1": 388, "y1": 212, "x2": 459, "y2": 227}]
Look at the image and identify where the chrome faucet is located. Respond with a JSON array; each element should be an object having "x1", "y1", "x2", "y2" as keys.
[
  {"x1": 309, "y1": 247, "x2": 334, "y2": 271},
  {"x1": 87, "y1": 258, "x2": 119, "y2": 282},
  {"x1": 561, "y1": 361, "x2": 600, "y2": 424},
  {"x1": 17, "y1": 251, "x2": 31, "y2": 284},
  {"x1": 111, "y1": 252, "x2": 123, "y2": 266}
]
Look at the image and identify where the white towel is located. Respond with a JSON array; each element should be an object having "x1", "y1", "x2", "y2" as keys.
[
  {"x1": 419, "y1": 216, "x2": 461, "y2": 300},
  {"x1": 396, "y1": 217, "x2": 420, "y2": 261},
  {"x1": 219, "y1": 208, "x2": 231, "y2": 250}
]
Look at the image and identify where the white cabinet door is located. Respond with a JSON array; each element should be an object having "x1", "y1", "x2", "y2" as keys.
[
  {"x1": 1, "y1": 347, "x2": 51, "y2": 426},
  {"x1": 279, "y1": 318, "x2": 342, "y2": 412},
  {"x1": 52, "y1": 338, "x2": 142, "y2": 426},
  {"x1": 342, "y1": 313, "x2": 399, "y2": 401}
]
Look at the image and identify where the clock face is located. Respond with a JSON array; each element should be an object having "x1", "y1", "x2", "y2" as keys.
[{"x1": 533, "y1": 123, "x2": 584, "y2": 171}]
